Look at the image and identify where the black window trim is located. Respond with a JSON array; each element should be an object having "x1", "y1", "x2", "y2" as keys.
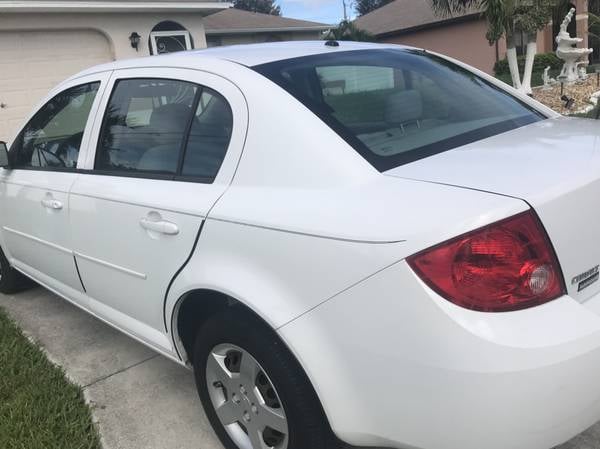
[
  {"x1": 92, "y1": 76, "x2": 233, "y2": 185},
  {"x1": 9, "y1": 81, "x2": 102, "y2": 173},
  {"x1": 252, "y1": 49, "x2": 547, "y2": 172}
]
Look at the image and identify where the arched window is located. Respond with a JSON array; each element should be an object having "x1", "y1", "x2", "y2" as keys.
[{"x1": 149, "y1": 21, "x2": 194, "y2": 55}]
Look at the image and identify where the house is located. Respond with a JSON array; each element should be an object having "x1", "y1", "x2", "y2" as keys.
[
  {"x1": 0, "y1": 0, "x2": 233, "y2": 141},
  {"x1": 355, "y1": 0, "x2": 590, "y2": 75},
  {"x1": 203, "y1": 8, "x2": 331, "y2": 47},
  {"x1": 0, "y1": 0, "x2": 329, "y2": 142}
]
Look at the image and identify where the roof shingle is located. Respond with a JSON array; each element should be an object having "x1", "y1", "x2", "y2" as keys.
[
  {"x1": 204, "y1": 8, "x2": 331, "y2": 33},
  {"x1": 355, "y1": 0, "x2": 481, "y2": 37}
]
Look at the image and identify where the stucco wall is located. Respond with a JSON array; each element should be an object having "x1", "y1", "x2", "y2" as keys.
[
  {"x1": 378, "y1": 16, "x2": 585, "y2": 75},
  {"x1": 0, "y1": 12, "x2": 208, "y2": 60},
  {"x1": 379, "y1": 19, "x2": 501, "y2": 74},
  {"x1": 375, "y1": 0, "x2": 592, "y2": 75}
]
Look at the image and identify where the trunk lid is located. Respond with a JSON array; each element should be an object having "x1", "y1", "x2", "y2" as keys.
[{"x1": 386, "y1": 116, "x2": 600, "y2": 303}]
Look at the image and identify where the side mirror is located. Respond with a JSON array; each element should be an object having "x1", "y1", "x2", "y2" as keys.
[{"x1": 0, "y1": 141, "x2": 9, "y2": 169}]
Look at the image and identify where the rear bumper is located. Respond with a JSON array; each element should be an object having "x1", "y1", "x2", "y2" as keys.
[{"x1": 279, "y1": 260, "x2": 600, "y2": 449}]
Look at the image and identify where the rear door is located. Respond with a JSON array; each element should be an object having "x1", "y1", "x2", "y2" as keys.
[
  {"x1": 69, "y1": 68, "x2": 247, "y2": 350},
  {"x1": 0, "y1": 73, "x2": 109, "y2": 297}
]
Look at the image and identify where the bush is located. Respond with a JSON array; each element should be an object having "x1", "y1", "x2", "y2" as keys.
[{"x1": 494, "y1": 52, "x2": 562, "y2": 76}]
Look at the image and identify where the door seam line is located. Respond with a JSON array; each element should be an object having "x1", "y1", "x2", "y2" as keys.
[
  {"x1": 73, "y1": 255, "x2": 87, "y2": 293},
  {"x1": 162, "y1": 219, "x2": 205, "y2": 335}
]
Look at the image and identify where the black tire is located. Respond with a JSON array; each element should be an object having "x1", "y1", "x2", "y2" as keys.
[
  {"x1": 193, "y1": 308, "x2": 336, "y2": 449},
  {"x1": 0, "y1": 246, "x2": 31, "y2": 294}
]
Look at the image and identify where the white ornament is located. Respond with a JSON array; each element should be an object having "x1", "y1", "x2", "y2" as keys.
[
  {"x1": 577, "y1": 62, "x2": 589, "y2": 80},
  {"x1": 542, "y1": 66, "x2": 556, "y2": 90},
  {"x1": 556, "y1": 8, "x2": 593, "y2": 83}
]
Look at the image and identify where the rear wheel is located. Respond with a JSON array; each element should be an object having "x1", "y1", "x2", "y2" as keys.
[
  {"x1": 193, "y1": 309, "x2": 334, "y2": 449},
  {"x1": 0, "y1": 247, "x2": 30, "y2": 294}
]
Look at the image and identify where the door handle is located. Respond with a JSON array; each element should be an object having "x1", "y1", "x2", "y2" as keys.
[
  {"x1": 41, "y1": 198, "x2": 63, "y2": 210},
  {"x1": 139, "y1": 217, "x2": 179, "y2": 235}
]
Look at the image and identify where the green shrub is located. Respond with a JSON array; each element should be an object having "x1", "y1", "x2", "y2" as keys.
[{"x1": 494, "y1": 52, "x2": 562, "y2": 76}]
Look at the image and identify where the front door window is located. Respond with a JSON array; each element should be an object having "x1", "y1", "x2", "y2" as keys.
[{"x1": 10, "y1": 82, "x2": 100, "y2": 170}]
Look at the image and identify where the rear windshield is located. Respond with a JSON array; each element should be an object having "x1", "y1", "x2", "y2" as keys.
[{"x1": 253, "y1": 49, "x2": 545, "y2": 171}]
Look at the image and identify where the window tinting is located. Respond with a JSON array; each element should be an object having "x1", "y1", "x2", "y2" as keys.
[
  {"x1": 253, "y1": 49, "x2": 545, "y2": 171},
  {"x1": 181, "y1": 88, "x2": 233, "y2": 179},
  {"x1": 11, "y1": 82, "x2": 100, "y2": 169},
  {"x1": 96, "y1": 79, "x2": 233, "y2": 182},
  {"x1": 96, "y1": 79, "x2": 197, "y2": 175}
]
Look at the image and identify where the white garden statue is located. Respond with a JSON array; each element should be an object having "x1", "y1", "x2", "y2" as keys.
[
  {"x1": 542, "y1": 66, "x2": 556, "y2": 90},
  {"x1": 556, "y1": 8, "x2": 593, "y2": 83},
  {"x1": 577, "y1": 62, "x2": 589, "y2": 80}
]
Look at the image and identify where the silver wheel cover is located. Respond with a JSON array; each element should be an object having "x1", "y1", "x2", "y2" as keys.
[{"x1": 206, "y1": 344, "x2": 289, "y2": 449}]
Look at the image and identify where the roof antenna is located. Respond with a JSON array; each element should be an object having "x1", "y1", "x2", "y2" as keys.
[{"x1": 324, "y1": 30, "x2": 339, "y2": 47}]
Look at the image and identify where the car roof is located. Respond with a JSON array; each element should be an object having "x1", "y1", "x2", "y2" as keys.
[
  {"x1": 191, "y1": 40, "x2": 403, "y2": 66},
  {"x1": 69, "y1": 41, "x2": 408, "y2": 80}
]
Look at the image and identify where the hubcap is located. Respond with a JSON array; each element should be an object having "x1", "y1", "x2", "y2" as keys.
[{"x1": 206, "y1": 344, "x2": 288, "y2": 449}]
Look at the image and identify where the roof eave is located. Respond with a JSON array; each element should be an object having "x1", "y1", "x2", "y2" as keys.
[
  {"x1": 365, "y1": 12, "x2": 482, "y2": 38},
  {"x1": 0, "y1": 1, "x2": 231, "y2": 14},
  {"x1": 205, "y1": 25, "x2": 332, "y2": 35}
]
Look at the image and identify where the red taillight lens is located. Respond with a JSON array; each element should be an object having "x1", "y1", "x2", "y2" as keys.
[{"x1": 407, "y1": 211, "x2": 565, "y2": 312}]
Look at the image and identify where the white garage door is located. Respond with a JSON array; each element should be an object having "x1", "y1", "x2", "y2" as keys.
[{"x1": 0, "y1": 30, "x2": 113, "y2": 142}]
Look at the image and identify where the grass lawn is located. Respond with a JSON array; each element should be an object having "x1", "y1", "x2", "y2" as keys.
[{"x1": 0, "y1": 307, "x2": 101, "y2": 449}]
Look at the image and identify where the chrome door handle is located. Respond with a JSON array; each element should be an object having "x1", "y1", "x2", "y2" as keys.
[
  {"x1": 139, "y1": 217, "x2": 179, "y2": 235},
  {"x1": 41, "y1": 198, "x2": 63, "y2": 210}
]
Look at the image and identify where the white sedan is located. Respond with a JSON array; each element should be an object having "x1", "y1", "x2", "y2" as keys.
[{"x1": 0, "y1": 41, "x2": 599, "y2": 449}]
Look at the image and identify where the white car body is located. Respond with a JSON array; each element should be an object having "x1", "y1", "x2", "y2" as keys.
[{"x1": 2, "y1": 41, "x2": 600, "y2": 449}]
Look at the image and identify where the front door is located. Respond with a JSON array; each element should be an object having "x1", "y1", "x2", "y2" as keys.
[
  {"x1": 69, "y1": 68, "x2": 247, "y2": 350},
  {"x1": 0, "y1": 74, "x2": 108, "y2": 297}
]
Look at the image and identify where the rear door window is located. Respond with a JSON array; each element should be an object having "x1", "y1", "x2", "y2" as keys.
[
  {"x1": 96, "y1": 79, "x2": 197, "y2": 175},
  {"x1": 181, "y1": 88, "x2": 233, "y2": 180},
  {"x1": 95, "y1": 78, "x2": 233, "y2": 182}
]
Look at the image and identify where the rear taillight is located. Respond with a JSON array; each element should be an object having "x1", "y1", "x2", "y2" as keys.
[{"x1": 407, "y1": 210, "x2": 565, "y2": 312}]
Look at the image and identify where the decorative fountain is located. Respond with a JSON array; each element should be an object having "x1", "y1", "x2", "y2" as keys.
[{"x1": 556, "y1": 8, "x2": 593, "y2": 83}]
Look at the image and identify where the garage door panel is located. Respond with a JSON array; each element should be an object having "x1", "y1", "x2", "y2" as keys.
[
  {"x1": 0, "y1": 123, "x2": 8, "y2": 142},
  {"x1": 0, "y1": 30, "x2": 113, "y2": 141},
  {"x1": 0, "y1": 63, "x2": 22, "y2": 81},
  {"x1": 9, "y1": 112, "x2": 31, "y2": 130},
  {"x1": 2, "y1": 91, "x2": 33, "y2": 109},
  {"x1": 0, "y1": 111, "x2": 31, "y2": 143}
]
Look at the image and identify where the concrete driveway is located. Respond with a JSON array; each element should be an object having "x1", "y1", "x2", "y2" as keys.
[
  {"x1": 1, "y1": 286, "x2": 599, "y2": 449},
  {"x1": 0, "y1": 287, "x2": 222, "y2": 449}
]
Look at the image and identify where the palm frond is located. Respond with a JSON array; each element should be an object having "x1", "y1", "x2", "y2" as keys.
[
  {"x1": 429, "y1": 0, "x2": 482, "y2": 17},
  {"x1": 481, "y1": 0, "x2": 507, "y2": 42}
]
